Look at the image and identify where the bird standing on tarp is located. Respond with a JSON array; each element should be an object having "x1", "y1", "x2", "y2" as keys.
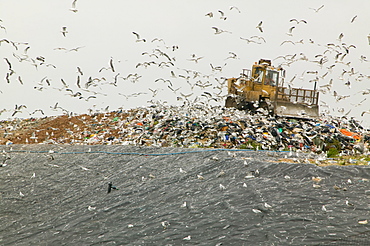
[{"x1": 107, "y1": 182, "x2": 119, "y2": 193}]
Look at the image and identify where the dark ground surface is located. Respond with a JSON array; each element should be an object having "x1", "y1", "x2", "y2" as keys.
[{"x1": 1, "y1": 145, "x2": 370, "y2": 246}]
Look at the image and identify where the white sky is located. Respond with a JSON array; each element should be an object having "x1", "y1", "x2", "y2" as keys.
[{"x1": 1, "y1": 0, "x2": 370, "y2": 127}]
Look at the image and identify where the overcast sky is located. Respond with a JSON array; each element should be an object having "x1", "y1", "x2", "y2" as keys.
[{"x1": 1, "y1": 0, "x2": 370, "y2": 127}]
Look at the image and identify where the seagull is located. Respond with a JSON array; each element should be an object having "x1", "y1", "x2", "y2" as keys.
[
  {"x1": 252, "y1": 208, "x2": 262, "y2": 214},
  {"x1": 218, "y1": 10, "x2": 227, "y2": 20},
  {"x1": 151, "y1": 37, "x2": 165, "y2": 44},
  {"x1": 225, "y1": 52, "x2": 238, "y2": 60},
  {"x1": 205, "y1": 12, "x2": 213, "y2": 18},
  {"x1": 240, "y1": 37, "x2": 259, "y2": 44},
  {"x1": 12, "y1": 104, "x2": 27, "y2": 117},
  {"x1": 0, "y1": 38, "x2": 9, "y2": 44},
  {"x1": 344, "y1": 80, "x2": 351, "y2": 89},
  {"x1": 361, "y1": 110, "x2": 370, "y2": 116},
  {"x1": 286, "y1": 26, "x2": 296, "y2": 36},
  {"x1": 310, "y1": 4, "x2": 324, "y2": 13},
  {"x1": 54, "y1": 47, "x2": 67, "y2": 51},
  {"x1": 78, "y1": 165, "x2": 90, "y2": 171},
  {"x1": 180, "y1": 201, "x2": 191, "y2": 209},
  {"x1": 256, "y1": 21, "x2": 263, "y2": 32},
  {"x1": 289, "y1": 19, "x2": 307, "y2": 24},
  {"x1": 350, "y1": 15, "x2": 357, "y2": 23},
  {"x1": 250, "y1": 35, "x2": 266, "y2": 43},
  {"x1": 264, "y1": 202, "x2": 272, "y2": 209},
  {"x1": 183, "y1": 235, "x2": 191, "y2": 241},
  {"x1": 161, "y1": 221, "x2": 170, "y2": 229},
  {"x1": 68, "y1": 46, "x2": 85, "y2": 52},
  {"x1": 107, "y1": 182, "x2": 118, "y2": 193},
  {"x1": 5, "y1": 73, "x2": 10, "y2": 84},
  {"x1": 148, "y1": 88, "x2": 161, "y2": 97},
  {"x1": 216, "y1": 170, "x2": 226, "y2": 177},
  {"x1": 187, "y1": 54, "x2": 204, "y2": 63},
  {"x1": 345, "y1": 200, "x2": 354, "y2": 207},
  {"x1": 280, "y1": 40, "x2": 295, "y2": 46},
  {"x1": 180, "y1": 92, "x2": 193, "y2": 99},
  {"x1": 154, "y1": 78, "x2": 173, "y2": 86},
  {"x1": 211, "y1": 26, "x2": 232, "y2": 34},
  {"x1": 337, "y1": 33, "x2": 344, "y2": 42},
  {"x1": 70, "y1": 0, "x2": 78, "y2": 12},
  {"x1": 0, "y1": 24, "x2": 6, "y2": 33},
  {"x1": 197, "y1": 174, "x2": 204, "y2": 180},
  {"x1": 359, "y1": 55, "x2": 368, "y2": 62},
  {"x1": 4, "y1": 57, "x2": 12, "y2": 71},
  {"x1": 312, "y1": 176, "x2": 322, "y2": 183},
  {"x1": 30, "y1": 109, "x2": 45, "y2": 115},
  {"x1": 132, "y1": 32, "x2": 146, "y2": 42},
  {"x1": 170, "y1": 70, "x2": 177, "y2": 78},
  {"x1": 351, "y1": 98, "x2": 367, "y2": 107},
  {"x1": 24, "y1": 46, "x2": 30, "y2": 54},
  {"x1": 210, "y1": 63, "x2": 226, "y2": 72},
  {"x1": 84, "y1": 95, "x2": 97, "y2": 101},
  {"x1": 141, "y1": 52, "x2": 159, "y2": 58},
  {"x1": 61, "y1": 26, "x2": 68, "y2": 37},
  {"x1": 230, "y1": 6, "x2": 241, "y2": 13},
  {"x1": 109, "y1": 57, "x2": 115, "y2": 72},
  {"x1": 245, "y1": 171, "x2": 255, "y2": 179}
]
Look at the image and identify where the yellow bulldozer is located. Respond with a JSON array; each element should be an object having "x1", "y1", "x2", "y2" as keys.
[{"x1": 225, "y1": 59, "x2": 319, "y2": 118}]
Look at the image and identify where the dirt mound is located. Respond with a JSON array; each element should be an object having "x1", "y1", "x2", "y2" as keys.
[{"x1": 1, "y1": 111, "x2": 130, "y2": 145}]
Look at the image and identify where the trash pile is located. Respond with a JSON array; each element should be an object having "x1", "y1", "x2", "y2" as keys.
[{"x1": 0, "y1": 105, "x2": 369, "y2": 156}]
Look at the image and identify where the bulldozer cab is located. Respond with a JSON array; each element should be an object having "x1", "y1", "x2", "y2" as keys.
[
  {"x1": 252, "y1": 59, "x2": 280, "y2": 86},
  {"x1": 226, "y1": 59, "x2": 319, "y2": 118}
]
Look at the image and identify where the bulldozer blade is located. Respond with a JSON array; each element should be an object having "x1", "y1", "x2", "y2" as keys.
[{"x1": 274, "y1": 101, "x2": 319, "y2": 119}]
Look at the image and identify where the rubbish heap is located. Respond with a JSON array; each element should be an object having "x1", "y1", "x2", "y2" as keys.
[{"x1": 0, "y1": 105, "x2": 369, "y2": 156}]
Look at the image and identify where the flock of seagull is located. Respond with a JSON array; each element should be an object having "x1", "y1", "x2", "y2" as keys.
[{"x1": 1, "y1": 3, "x2": 370, "y2": 121}]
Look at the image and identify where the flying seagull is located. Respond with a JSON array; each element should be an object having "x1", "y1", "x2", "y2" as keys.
[
  {"x1": 109, "y1": 57, "x2": 115, "y2": 72},
  {"x1": 256, "y1": 21, "x2": 263, "y2": 32},
  {"x1": 286, "y1": 26, "x2": 296, "y2": 36},
  {"x1": 61, "y1": 26, "x2": 68, "y2": 37},
  {"x1": 240, "y1": 37, "x2": 258, "y2": 44},
  {"x1": 218, "y1": 10, "x2": 227, "y2": 20},
  {"x1": 230, "y1": 6, "x2": 241, "y2": 13},
  {"x1": 310, "y1": 5, "x2": 324, "y2": 13},
  {"x1": 205, "y1": 12, "x2": 213, "y2": 18},
  {"x1": 77, "y1": 66, "x2": 83, "y2": 76},
  {"x1": 107, "y1": 182, "x2": 118, "y2": 193},
  {"x1": 68, "y1": 46, "x2": 85, "y2": 52},
  {"x1": 280, "y1": 40, "x2": 295, "y2": 46},
  {"x1": 132, "y1": 32, "x2": 146, "y2": 42},
  {"x1": 337, "y1": 32, "x2": 344, "y2": 42},
  {"x1": 211, "y1": 26, "x2": 231, "y2": 34},
  {"x1": 70, "y1": 0, "x2": 78, "y2": 12},
  {"x1": 361, "y1": 110, "x2": 370, "y2": 117},
  {"x1": 290, "y1": 19, "x2": 307, "y2": 24}
]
